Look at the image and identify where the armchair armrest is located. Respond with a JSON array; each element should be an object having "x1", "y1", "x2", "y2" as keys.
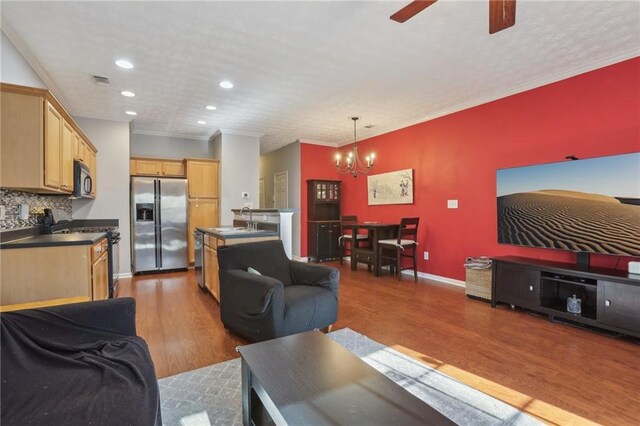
[
  {"x1": 219, "y1": 270, "x2": 285, "y2": 341},
  {"x1": 289, "y1": 261, "x2": 339, "y2": 297}
]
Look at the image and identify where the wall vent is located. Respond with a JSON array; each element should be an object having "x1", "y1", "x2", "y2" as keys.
[{"x1": 92, "y1": 75, "x2": 110, "y2": 86}]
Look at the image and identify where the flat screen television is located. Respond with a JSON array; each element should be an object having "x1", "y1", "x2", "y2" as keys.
[{"x1": 496, "y1": 152, "x2": 640, "y2": 257}]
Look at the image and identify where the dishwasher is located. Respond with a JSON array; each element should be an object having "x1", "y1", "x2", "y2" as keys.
[{"x1": 194, "y1": 230, "x2": 205, "y2": 289}]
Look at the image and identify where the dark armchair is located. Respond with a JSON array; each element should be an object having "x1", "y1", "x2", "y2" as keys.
[{"x1": 218, "y1": 240, "x2": 339, "y2": 342}]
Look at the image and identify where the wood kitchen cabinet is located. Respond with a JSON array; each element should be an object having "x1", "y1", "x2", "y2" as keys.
[
  {"x1": 130, "y1": 157, "x2": 185, "y2": 177},
  {"x1": 188, "y1": 199, "x2": 219, "y2": 263},
  {"x1": 187, "y1": 160, "x2": 219, "y2": 198},
  {"x1": 0, "y1": 238, "x2": 109, "y2": 311},
  {"x1": 61, "y1": 121, "x2": 75, "y2": 191},
  {"x1": 0, "y1": 83, "x2": 98, "y2": 195},
  {"x1": 186, "y1": 159, "x2": 220, "y2": 264},
  {"x1": 44, "y1": 101, "x2": 64, "y2": 190},
  {"x1": 204, "y1": 241, "x2": 219, "y2": 301},
  {"x1": 91, "y1": 238, "x2": 109, "y2": 300}
]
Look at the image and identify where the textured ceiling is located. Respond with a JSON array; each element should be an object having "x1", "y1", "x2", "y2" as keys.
[{"x1": 2, "y1": 1, "x2": 639, "y2": 153}]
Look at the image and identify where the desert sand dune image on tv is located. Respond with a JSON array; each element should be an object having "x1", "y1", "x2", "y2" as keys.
[{"x1": 497, "y1": 153, "x2": 640, "y2": 256}]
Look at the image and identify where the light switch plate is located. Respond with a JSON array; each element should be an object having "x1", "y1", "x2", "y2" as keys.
[{"x1": 447, "y1": 199, "x2": 459, "y2": 209}]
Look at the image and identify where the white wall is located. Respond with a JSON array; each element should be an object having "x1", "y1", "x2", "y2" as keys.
[
  {"x1": 218, "y1": 132, "x2": 260, "y2": 225},
  {"x1": 0, "y1": 30, "x2": 46, "y2": 87},
  {"x1": 72, "y1": 118, "x2": 132, "y2": 275},
  {"x1": 260, "y1": 142, "x2": 301, "y2": 256},
  {"x1": 130, "y1": 133, "x2": 216, "y2": 159}
]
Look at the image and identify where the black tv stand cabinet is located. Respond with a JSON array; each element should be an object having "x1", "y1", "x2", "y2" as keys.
[{"x1": 491, "y1": 256, "x2": 640, "y2": 338}]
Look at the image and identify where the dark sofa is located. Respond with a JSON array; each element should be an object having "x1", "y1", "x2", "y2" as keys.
[
  {"x1": 218, "y1": 240, "x2": 339, "y2": 342},
  {"x1": 0, "y1": 298, "x2": 161, "y2": 426}
]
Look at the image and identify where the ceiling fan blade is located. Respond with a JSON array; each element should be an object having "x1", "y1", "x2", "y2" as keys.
[
  {"x1": 390, "y1": 0, "x2": 438, "y2": 23},
  {"x1": 489, "y1": 0, "x2": 516, "y2": 34}
]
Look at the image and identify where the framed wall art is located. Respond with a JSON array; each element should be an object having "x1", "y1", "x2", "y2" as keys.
[{"x1": 367, "y1": 169, "x2": 414, "y2": 205}]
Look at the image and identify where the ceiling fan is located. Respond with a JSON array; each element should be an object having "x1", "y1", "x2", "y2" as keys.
[{"x1": 390, "y1": 0, "x2": 516, "y2": 34}]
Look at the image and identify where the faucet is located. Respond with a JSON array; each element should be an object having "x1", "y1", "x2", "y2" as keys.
[{"x1": 240, "y1": 207, "x2": 254, "y2": 230}]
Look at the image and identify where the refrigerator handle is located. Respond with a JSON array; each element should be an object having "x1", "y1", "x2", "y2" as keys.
[
  {"x1": 154, "y1": 179, "x2": 160, "y2": 268},
  {"x1": 157, "y1": 179, "x2": 163, "y2": 268}
]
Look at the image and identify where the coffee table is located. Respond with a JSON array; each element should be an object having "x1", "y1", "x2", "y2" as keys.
[{"x1": 237, "y1": 331, "x2": 455, "y2": 426}]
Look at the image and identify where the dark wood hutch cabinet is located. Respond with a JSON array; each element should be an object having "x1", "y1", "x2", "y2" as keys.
[{"x1": 307, "y1": 180, "x2": 341, "y2": 262}]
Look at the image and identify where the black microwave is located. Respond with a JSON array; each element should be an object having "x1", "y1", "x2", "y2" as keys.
[{"x1": 72, "y1": 160, "x2": 94, "y2": 199}]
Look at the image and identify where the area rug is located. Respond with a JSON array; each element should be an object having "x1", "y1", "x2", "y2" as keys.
[{"x1": 158, "y1": 328, "x2": 540, "y2": 425}]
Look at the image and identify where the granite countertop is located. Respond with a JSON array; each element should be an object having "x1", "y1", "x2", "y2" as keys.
[
  {"x1": 0, "y1": 232, "x2": 108, "y2": 249},
  {"x1": 197, "y1": 226, "x2": 279, "y2": 240}
]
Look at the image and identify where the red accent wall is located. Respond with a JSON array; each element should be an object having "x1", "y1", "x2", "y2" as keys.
[{"x1": 300, "y1": 58, "x2": 640, "y2": 278}]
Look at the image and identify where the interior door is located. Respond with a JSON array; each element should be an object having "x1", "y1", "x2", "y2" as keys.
[
  {"x1": 158, "y1": 178, "x2": 188, "y2": 270},
  {"x1": 274, "y1": 171, "x2": 288, "y2": 208},
  {"x1": 131, "y1": 177, "x2": 157, "y2": 273}
]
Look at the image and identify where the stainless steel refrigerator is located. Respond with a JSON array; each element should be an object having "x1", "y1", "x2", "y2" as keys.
[{"x1": 131, "y1": 177, "x2": 188, "y2": 273}]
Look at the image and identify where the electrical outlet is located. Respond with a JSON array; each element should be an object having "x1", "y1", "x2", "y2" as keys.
[
  {"x1": 0, "y1": 205, "x2": 5, "y2": 220},
  {"x1": 447, "y1": 199, "x2": 458, "y2": 209},
  {"x1": 423, "y1": 251, "x2": 429, "y2": 260},
  {"x1": 241, "y1": 192, "x2": 249, "y2": 199},
  {"x1": 243, "y1": 202, "x2": 253, "y2": 208}
]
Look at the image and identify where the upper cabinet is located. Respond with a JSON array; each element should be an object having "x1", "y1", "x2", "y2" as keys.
[
  {"x1": 130, "y1": 157, "x2": 185, "y2": 177},
  {"x1": 187, "y1": 160, "x2": 219, "y2": 198},
  {"x1": 0, "y1": 83, "x2": 98, "y2": 195}
]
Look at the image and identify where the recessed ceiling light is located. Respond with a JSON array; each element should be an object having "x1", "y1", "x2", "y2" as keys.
[
  {"x1": 219, "y1": 81, "x2": 234, "y2": 89},
  {"x1": 121, "y1": 90, "x2": 135, "y2": 97},
  {"x1": 125, "y1": 111, "x2": 137, "y2": 116},
  {"x1": 197, "y1": 120, "x2": 207, "y2": 124},
  {"x1": 205, "y1": 105, "x2": 217, "y2": 110},
  {"x1": 115, "y1": 59, "x2": 134, "y2": 69}
]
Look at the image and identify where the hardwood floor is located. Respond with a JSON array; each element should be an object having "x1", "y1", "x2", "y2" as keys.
[{"x1": 119, "y1": 263, "x2": 640, "y2": 426}]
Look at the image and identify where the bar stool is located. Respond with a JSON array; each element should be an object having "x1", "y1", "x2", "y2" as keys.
[
  {"x1": 377, "y1": 217, "x2": 419, "y2": 281},
  {"x1": 339, "y1": 215, "x2": 369, "y2": 265}
]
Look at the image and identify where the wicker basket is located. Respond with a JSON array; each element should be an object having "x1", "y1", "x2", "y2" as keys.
[{"x1": 465, "y1": 267, "x2": 492, "y2": 301}]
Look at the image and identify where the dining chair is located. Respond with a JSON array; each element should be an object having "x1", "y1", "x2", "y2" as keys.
[
  {"x1": 339, "y1": 215, "x2": 369, "y2": 265},
  {"x1": 377, "y1": 217, "x2": 419, "y2": 281}
]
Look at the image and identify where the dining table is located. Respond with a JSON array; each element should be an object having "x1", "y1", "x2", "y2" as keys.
[{"x1": 344, "y1": 222, "x2": 400, "y2": 276}]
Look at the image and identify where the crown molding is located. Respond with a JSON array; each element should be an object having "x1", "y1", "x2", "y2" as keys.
[
  {"x1": 0, "y1": 19, "x2": 69, "y2": 105},
  {"x1": 218, "y1": 128, "x2": 264, "y2": 138},
  {"x1": 299, "y1": 139, "x2": 338, "y2": 148},
  {"x1": 132, "y1": 128, "x2": 212, "y2": 141}
]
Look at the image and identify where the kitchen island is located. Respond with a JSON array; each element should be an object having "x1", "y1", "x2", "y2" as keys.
[{"x1": 196, "y1": 226, "x2": 279, "y2": 302}]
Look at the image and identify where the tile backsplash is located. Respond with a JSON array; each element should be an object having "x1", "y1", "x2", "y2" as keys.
[{"x1": 0, "y1": 189, "x2": 72, "y2": 230}]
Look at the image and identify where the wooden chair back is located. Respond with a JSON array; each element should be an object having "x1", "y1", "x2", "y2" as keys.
[
  {"x1": 397, "y1": 217, "x2": 419, "y2": 244},
  {"x1": 341, "y1": 215, "x2": 358, "y2": 235}
]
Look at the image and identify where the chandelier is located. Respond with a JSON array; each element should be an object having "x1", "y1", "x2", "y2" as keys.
[{"x1": 335, "y1": 116, "x2": 375, "y2": 177}]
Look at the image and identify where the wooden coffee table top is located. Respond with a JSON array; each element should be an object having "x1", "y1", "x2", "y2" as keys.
[{"x1": 238, "y1": 331, "x2": 455, "y2": 425}]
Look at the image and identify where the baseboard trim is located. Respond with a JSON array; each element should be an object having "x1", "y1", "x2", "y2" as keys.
[
  {"x1": 345, "y1": 256, "x2": 465, "y2": 288},
  {"x1": 116, "y1": 272, "x2": 133, "y2": 279},
  {"x1": 401, "y1": 270, "x2": 466, "y2": 288}
]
